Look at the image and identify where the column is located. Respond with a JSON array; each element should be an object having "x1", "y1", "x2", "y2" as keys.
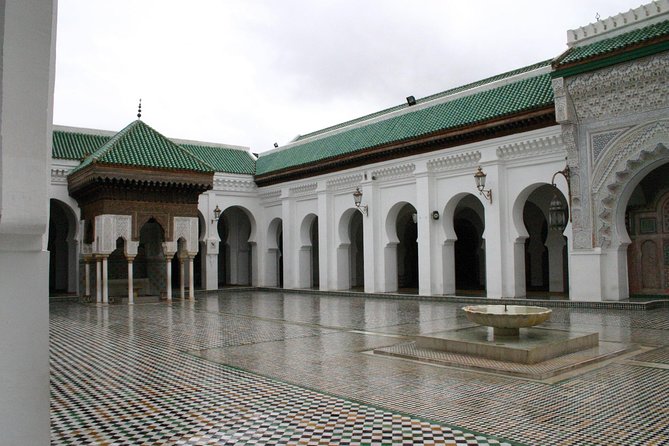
[
  {"x1": 415, "y1": 165, "x2": 442, "y2": 296},
  {"x1": 360, "y1": 178, "x2": 379, "y2": 293},
  {"x1": 317, "y1": 182, "x2": 332, "y2": 290},
  {"x1": 101, "y1": 256, "x2": 109, "y2": 304},
  {"x1": 166, "y1": 258, "x2": 173, "y2": 301},
  {"x1": 546, "y1": 232, "x2": 566, "y2": 293},
  {"x1": 188, "y1": 257, "x2": 195, "y2": 300},
  {"x1": 96, "y1": 257, "x2": 102, "y2": 303},
  {"x1": 127, "y1": 257, "x2": 134, "y2": 305},
  {"x1": 179, "y1": 257, "x2": 185, "y2": 299},
  {"x1": 84, "y1": 258, "x2": 91, "y2": 297}
]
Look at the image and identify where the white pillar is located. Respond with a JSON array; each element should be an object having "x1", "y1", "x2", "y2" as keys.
[
  {"x1": 546, "y1": 232, "x2": 566, "y2": 293},
  {"x1": 317, "y1": 183, "x2": 332, "y2": 290},
  {"x1": 180, "y1": 258, "x2": 185, "y2": 299},
  {"x1": 96, "y1": 258, "x2": 102, "y2": 303},
  {"x1": 102, "y1": 256, "x2": 109, "y2": 304},
  {"x1": 361, "y1": 180, "x2": 379, "y2": 293},
  {"x1": 415, "y1": 165, "x2": 442, "y2": 296},
  {"x1": 188, "y1": 257, "x2": 195, "y2": 300},
  {"x1": 127, "y1": 258, "x2": 134, "y2": 305},
  {"x1": 166, "y1": 258, "x2": 173, "y2": 301},
  {"x1": 84, "y1": 259, "x2": 91, "y2": 297}
]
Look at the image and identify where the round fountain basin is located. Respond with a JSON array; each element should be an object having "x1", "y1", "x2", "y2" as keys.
[{"x1": 463, "y1": 305, "x2": 552, "y2": 337}]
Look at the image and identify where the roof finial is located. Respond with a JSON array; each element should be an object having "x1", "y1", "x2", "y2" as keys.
[
  {"x1": 595, "y1": 12, "x2": 600, "y2": 21},
  {"x1": 137, "y1": 99, "x2": 142, "y2": 119}
]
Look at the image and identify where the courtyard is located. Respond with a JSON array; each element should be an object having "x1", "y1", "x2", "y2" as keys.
[{"x1": 50, "y1": 291, "x2": 669, "y2": 445}]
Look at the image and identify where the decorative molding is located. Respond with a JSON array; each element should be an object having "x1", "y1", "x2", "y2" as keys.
[
  {"x1": 258, "y1": 189, "x2": 282, "y2": 203},
  {"x1": 51, "y1": 167, "x2": 71, "y2": 185},
  {"x1": 593, "y1": 121, "x2": 669, "y2": 248},
  {"x1": 213, "y1": 176, "x2": 256, "y2": 192},
  {"x1": 173, "y1": 216, "x2": 199, "y2": 255},
  {"x1": 566, "y1": 53, "x2": 669, "y2": 121},
  {"x1": 591, "y1": 130, "x2": 625, "y2": 165},
  {"x1": 552, "y1": 77, "x2": 575, "y2": 124},
  {"x1": 427, "y1": 151, "x2": 481, "y2": 172},
  {"x1": 93, "y1": 214, "x2": 135, "y2": 255},
  {"x1": 289, "y1": 182, "x2": 318, "y2": 197},
  {"x1": 371, "y1": 163, "x2": 415, "y2": 181},
  {"x1": 326, "y1": 173, "x2": 364, "y2": 190},
  {"x1": 592, "y1": 121, "x2": 669, "y2": 195},
  {"x1": 497, "y1": 135, "x2": 564, "y2": 160}
]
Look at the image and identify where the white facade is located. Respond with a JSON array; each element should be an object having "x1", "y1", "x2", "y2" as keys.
[{"x1": 46, "y1": 1, "x2": 669, "y2": 306}]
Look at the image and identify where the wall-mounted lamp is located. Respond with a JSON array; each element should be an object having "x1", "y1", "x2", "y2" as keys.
[
  {"x1": 211, "y1": 205, "x2": 222, "y2": 223},
  {"x1": 432, "y1": 210, "x2": 440, "y2": 220},
  {"x1": 353, "y1": 187, "x2": 368, "y2": 216},
  {"x1": 412, "y1": 213, "x2": 418, "y2": 224},
  {"x1": 549, "y1": 160, "x2": 572, "y2": 231},
  {"x1": 474, "y1": 166, "x2": 493, "y2": 203}
]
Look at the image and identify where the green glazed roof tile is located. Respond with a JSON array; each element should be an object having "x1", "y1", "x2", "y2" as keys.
[
  {"x1": 181, "y1": 144, "x2": 256, "y2": 174},
  {"x1": 52, "y1": 130, "x2": 111, "y2": 160},
  {"x1": 556, "y1": 19, "x2": 669, "y2": 66},
  {"x1": 256, "y1": 72, "x2": 554, "y2": 175},
  {"x1": 295, "y1": 59, "x2": 553, "y2": 142},
  {"x1": 72, "y1": 120, "x2": 216, "y2": 173}
]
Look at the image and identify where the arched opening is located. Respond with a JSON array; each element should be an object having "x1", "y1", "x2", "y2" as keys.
[
  {"x1": 453, "y1": 195, "x2": 485, "y2": 294},
  {"x1": 625, "y1": 163, "x2": 669, "y2": 297},
  {"x1": 218, "y1": 206, "x2": 253, "y2": 287},
  {"x1": 524, "y1": 202, "x2": 549, "y2": 291},
  {"x1": 298, "y1": 214, "x2": 319, "y2": 289},
  {"x1": 48, "y1": 199, "x2": 78, "y2": 295},
  {"x1": 349, "y1": 211, "x2": 364, "y2": 290},
  {"x1": 522, "y1": 184, "x2": 568, "y2": 297},
  {"x1": 396, "y1": 203, "x2": 418, "y2": 293},
  {"x1": 135, "y1": 218, "x2": 166, "y2": 296},
  {"x1": 267, "y1": 218, "x2": 283, "y2": 288}
]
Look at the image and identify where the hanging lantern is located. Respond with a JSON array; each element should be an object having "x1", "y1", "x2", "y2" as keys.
[{"x1": 548, "y1": 194, "x2": 567, "y2": 232}]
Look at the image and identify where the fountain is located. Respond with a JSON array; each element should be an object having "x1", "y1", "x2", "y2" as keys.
[
  {"x1": 414, "y1": 304, "x2": 599, "y2": 365},
  {"x1": 462, "y1": 304, "x2": 552, "y2": 338}
]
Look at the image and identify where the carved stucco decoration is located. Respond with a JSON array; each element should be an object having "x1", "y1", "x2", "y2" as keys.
[
  {"x1": 593, "y1": 121, "x2": 669, "y2": 248},
  {"x1": 557, "y1": 123, "x2": 593, "y2": 249},
  {"x1": 93, "y1": 214, "x2": 138, "y2": 256},
  {"x1": 427, "y1": 151, "x2": 480, "y2": 171},
  {"x1": 173, "y1": 216, "x2": 199, "y2": 256},
  {"x1": 566, "y1": 53, "x2": 669, "y2": 122}
]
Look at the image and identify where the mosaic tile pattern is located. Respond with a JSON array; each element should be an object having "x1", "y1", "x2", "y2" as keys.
[
  {"x1": 632, "y1": 345, "x2": 669, "y2": 364},
  {"x1": 51, "y1": 292, "x2": 669, "y2": 446},
  {"x1": 50, "y1": 301, "x2": 518, "y2": 446}
]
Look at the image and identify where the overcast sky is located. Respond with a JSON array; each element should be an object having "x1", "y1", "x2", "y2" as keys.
[{"x1": 54, "y1": 0, "x2": 639, "y2": 153}]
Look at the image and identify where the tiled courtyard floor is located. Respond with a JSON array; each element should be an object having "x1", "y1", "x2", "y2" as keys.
[{"x1": 50, "y1": 291, "x2": 669, "y2": 445}]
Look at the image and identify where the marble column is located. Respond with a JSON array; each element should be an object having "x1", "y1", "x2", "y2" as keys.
[
  {"x1": 95, "y1": 257, "x2": 102, "y2": 303},
  {"x1": 166, "y1": 258, "x2": 173, "y2": 301},
  {"x1": 127, "y1": 257, "x2": 135, "y2": 305},
  {"x1": 101, "y1": 256, "x2": 109, "y2": 304},
  {"x1": 188, "y1": 256, "x2": 195, "y2": 300},
  {"x1": 180, "y1": 257, "x2": 185, "y2": 300},
  {"x1": 84, "y1": 258, "x2": 91, "y2": 298}
]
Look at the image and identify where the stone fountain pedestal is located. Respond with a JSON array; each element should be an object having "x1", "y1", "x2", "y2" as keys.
[{"x1": 415, "y1": 304, "x2": 599, "y2": 364}]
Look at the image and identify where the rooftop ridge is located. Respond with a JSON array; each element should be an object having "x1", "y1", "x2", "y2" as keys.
[
  {"x1": 256, "y1": 73, "x2": 554, "y2": 175},
  {"x1": 567, "y1": 0, "x2": 669, "y2": 47},
  {"x1": 265, "y1": 61, "x2": 552, "y2": 156},
  {"x1": 288, "y1": 59, "x2": 552, "y2": 147}
]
